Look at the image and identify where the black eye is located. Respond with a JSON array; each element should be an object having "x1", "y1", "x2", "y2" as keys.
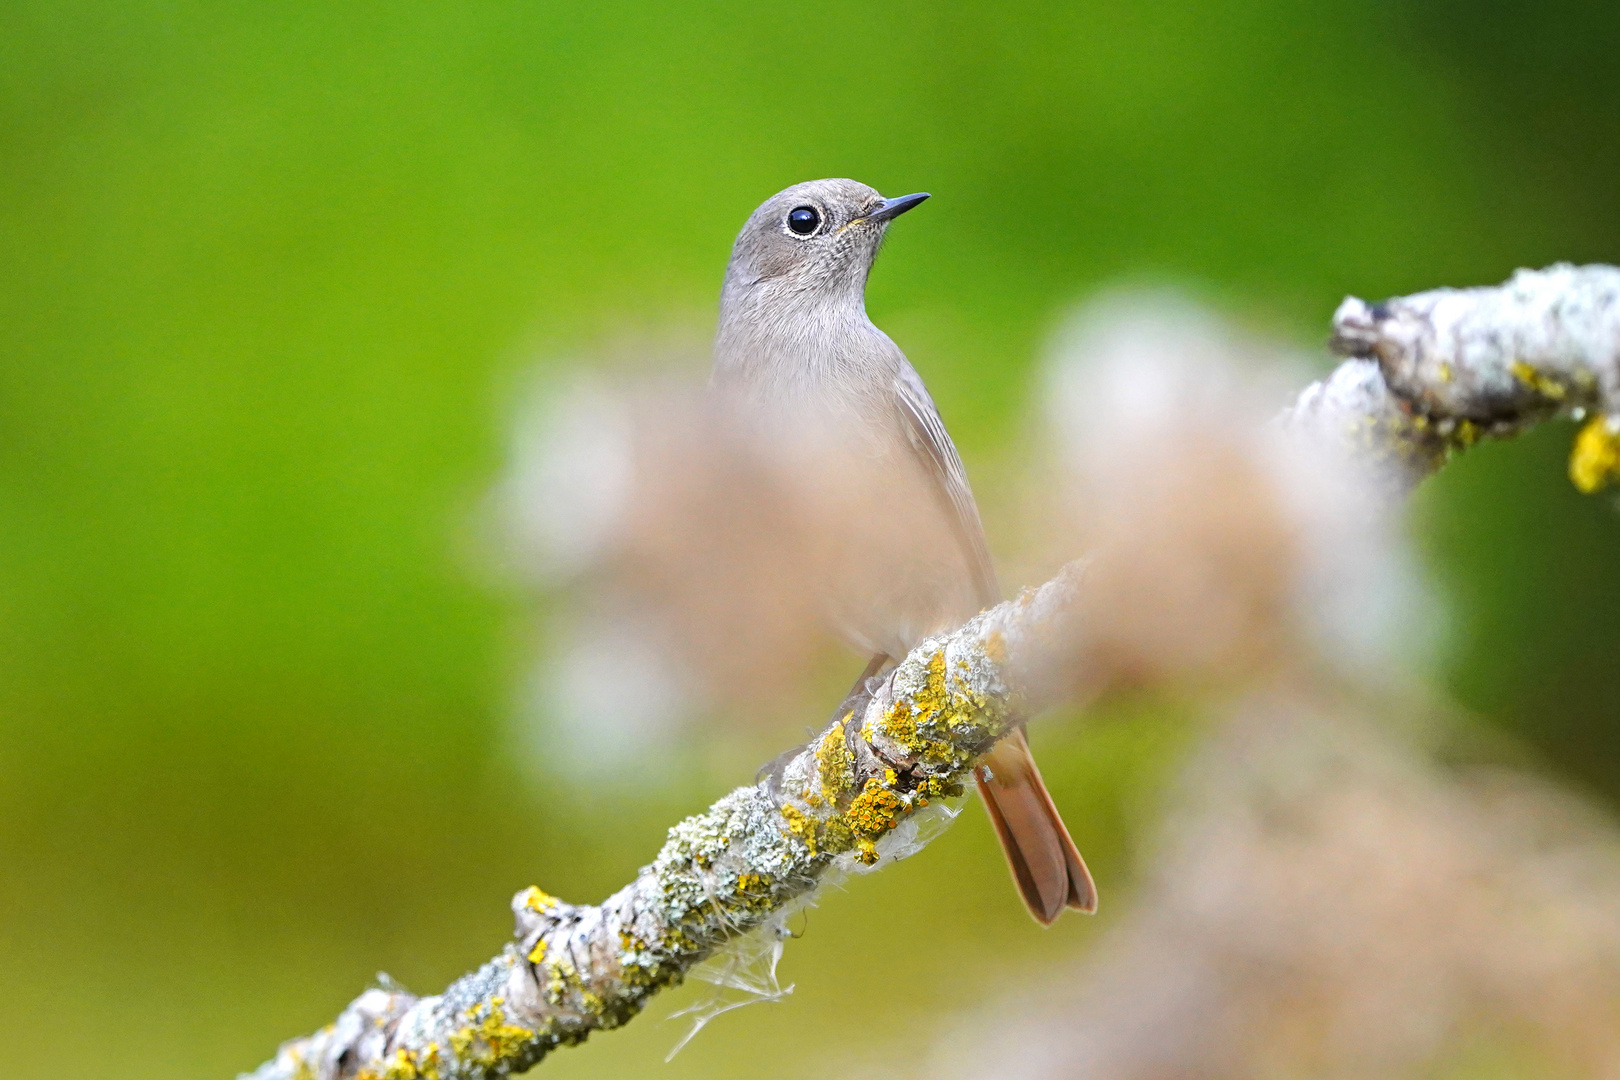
[{"x1": 787, "y1": 205, "x2": 821, "y2": 235}]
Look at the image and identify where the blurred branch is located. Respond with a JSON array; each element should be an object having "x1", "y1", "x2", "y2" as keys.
[
  {"x1": 1289, "y1": 263, "x2": 1620, "y2": 490},
  {"x1": 246, "y1": 262, "x2": 1619, "y2": 1080},
  {"x1": 244, "y1": 566, "x2": 1085, "y2": 1080}
]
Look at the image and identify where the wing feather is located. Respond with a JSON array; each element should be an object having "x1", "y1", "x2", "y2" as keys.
[{"x1": 892, "y1": 366, "x2": 1001, "y2": 609}]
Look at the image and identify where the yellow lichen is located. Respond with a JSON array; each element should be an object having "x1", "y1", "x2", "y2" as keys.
[
  {"x1": 984, "y1": 629, "x2": 1007, "y2": 664},
  {"x1": 819, "y1": 816, "x2": 855, "y2": 854},
  {"x1": 522, "y1": 887, "x2": 560, "y2": 914},
  {"x1": 528, "y1": 938, "x2": 547, "y2": 964},
  {"x1": 875, "y1": 647, "x2": 992, "y2": 767},
  {"x1": 1511, "y1": 360, "x2": 1567, "y2": 401},
  {"x1": 729, "y1": 870, "x2": 777, "y2": 914},
  {"x1": 374, "y1": 1048, "x2": 423, "y2": 1080},
  {"x1": 780, "y1": 803, "x2": 818, "y2": 855},
  {"x1": 781, "y1": 645, "x2": 994, "y2": 869},
  {"x1": 541, "y1": 954, "x2": 577, "y2": 1004},
  {"x1": 877, "y1": 697, "x2": 916, "y2": 746},
  {"x1": 290, "y1": 1051, "x2": 316, "y2": 1080},
  {"x1": 914, "y1": 650, "x2": 949, "y2": 715},
  {"x1": 846, "y1": 777, "x2": 904, "y2": 837},
  {"x1": 449, "y1": 998, "x2": 535, "y2": 1068},
  {"x1": 1571, "y1": 415, "x2": 1620, "y2": 493},
  {"x1": 815, "y1": 718, "x2": 856, "y2": 803},
  {"x1": 616, "y1": 925, "x2": 667, "y2": 988},
  {"x1": 878, "y1": 697, "x2": 953, "y2": 766}
]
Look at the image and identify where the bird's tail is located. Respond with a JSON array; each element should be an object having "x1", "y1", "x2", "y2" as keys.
[{"x1": 975, "y1": 726, "x2": 1097, "y2": 924}]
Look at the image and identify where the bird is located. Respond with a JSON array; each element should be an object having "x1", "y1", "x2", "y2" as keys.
[{"x1": 709, "y1": 178, "x2": 1096, "y2": 924}]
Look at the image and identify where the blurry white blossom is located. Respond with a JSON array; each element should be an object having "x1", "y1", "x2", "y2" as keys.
[
  {"x1": 495, "y1": 375, "x2": 636, "y2": 580},
  {"x1": 491, "y1": 368, "x2": 851, "y2": 770},
  {"x1": 1031, "y1": 290, "x2": 1435, "y2": 693}
]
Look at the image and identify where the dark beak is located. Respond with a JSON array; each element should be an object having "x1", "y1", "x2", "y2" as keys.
[{"x1": 864, "y1": 192, "x2": 930, "y2": 223}]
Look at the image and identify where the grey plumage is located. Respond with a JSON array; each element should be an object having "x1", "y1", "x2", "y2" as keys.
[{"x1": 710, "y1": 178, "x2": 1095, "y2": 923}]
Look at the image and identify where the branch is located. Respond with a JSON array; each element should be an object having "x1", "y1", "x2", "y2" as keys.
[
  {"x1": 1287, "y1": 263, "x2": 1620, "y2": 490},
  {"x1": 245, "y1": 566, "x2": 1085, "y2": 1080},
  {"x1": 246, "y1": 262, "x2": 1620, "y2": 1080}
]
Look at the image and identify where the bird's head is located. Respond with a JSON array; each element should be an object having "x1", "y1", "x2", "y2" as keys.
[{"x1": 721, "y1": 179, "x2": 929, "y2": 309}]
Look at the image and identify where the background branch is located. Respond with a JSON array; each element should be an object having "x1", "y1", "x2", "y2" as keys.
[{"x1": 1289, "y1": 263, "x2": 1620, "y2": 490}]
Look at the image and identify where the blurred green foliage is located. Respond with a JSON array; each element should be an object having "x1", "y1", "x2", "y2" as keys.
[{"x1": 1, "y1": 0, "x2": 1617, "y2": 1076}]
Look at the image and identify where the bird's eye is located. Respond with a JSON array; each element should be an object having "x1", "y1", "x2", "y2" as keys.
[{"x1": 787, "y1": 206, "x2": 821, "y2": 236}]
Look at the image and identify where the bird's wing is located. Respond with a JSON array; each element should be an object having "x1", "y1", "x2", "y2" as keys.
[{"x1": 892, "y1": 364, "x2": 1001, "y2": 609}]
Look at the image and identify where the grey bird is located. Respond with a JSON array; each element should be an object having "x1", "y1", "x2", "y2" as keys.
[{"x1": 710, "y1": 178, "x2": 1096, "y2": 924}]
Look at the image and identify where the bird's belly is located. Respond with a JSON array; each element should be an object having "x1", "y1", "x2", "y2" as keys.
[
  {"x1": 718, "y1": 376, "x2": 984, "y2": 659},
  {"x1": 801, "y1": 435, "x2": 983, "y2": 659}
]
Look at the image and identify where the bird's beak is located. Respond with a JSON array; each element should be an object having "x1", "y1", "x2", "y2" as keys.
[{"x1": 862, "y1": 192, "x2": 930, "y2": 224}]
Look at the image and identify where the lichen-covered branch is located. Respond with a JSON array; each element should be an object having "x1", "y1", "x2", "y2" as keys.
[
  {"x1": 1288, "y1": 263, "x2": 1620, "y2": 490},
  {"x1": 244, "y1": 568, "x2": 1084, "y2": 1080}
]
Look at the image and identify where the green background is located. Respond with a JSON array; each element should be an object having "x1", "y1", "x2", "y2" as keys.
[{"x1": 2, "y1": 0, "x2": 1618, "y2": 1076}]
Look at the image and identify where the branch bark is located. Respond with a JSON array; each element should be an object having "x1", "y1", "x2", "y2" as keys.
[
  {"x1": 245, "y1": 263, "x2": 1620, "y2": 1080},
  {"x1": 1288, "y1": 262, "x2": 1620, "y2": 490}
]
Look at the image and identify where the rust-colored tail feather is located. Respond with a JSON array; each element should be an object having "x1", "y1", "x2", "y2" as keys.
[{"x1": 975, "y1": 727, "x2": 1097, "y2": 924}]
